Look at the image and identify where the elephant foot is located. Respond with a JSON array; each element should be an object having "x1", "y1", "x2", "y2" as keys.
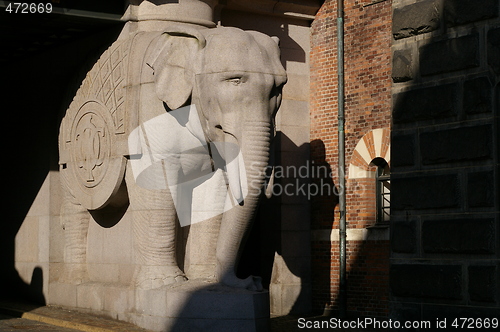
[
  {"x1": 219, "y1": 273, "x2": 263, "y2": 292},
  {"x1": 134, "y1": 265, "x2": 187, "y2": 289},
  {"x1": 59, "y1": 264, "x2": 89, "y2": 285}
]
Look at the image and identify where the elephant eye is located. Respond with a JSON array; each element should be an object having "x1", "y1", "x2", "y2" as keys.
[{"x1": 226, "y1": 77, "x2": 243, "y2": 85}]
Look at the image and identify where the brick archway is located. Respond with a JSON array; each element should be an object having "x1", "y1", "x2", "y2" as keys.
[{"x1": 348, "y1": 128, "x2": 390, "y2": 179}]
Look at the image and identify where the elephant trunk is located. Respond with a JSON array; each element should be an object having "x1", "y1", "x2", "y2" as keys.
[{"x1": 216, "y1": 119, "x2": 271, "y2": 288}]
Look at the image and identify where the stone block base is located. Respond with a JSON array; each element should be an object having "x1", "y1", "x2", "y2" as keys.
[{"x1": 49, "y1": 279, "x2": 269, "y2": 332}]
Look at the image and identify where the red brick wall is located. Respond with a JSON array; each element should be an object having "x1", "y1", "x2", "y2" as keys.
[{"x1": 310, "y1": 0, "x2": 392, "y2": 316}]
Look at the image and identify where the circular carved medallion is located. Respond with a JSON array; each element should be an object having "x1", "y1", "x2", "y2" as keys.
[
  {"x1": 65, "y1": 101, "x2": 126, "y2": 210},
  {"x1": 72, "y1": 110, "x2": 110, "y2": 188}
]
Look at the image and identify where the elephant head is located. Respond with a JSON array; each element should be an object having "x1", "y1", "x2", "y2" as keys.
[{"x1": 148, "y1": 25, "x2": 287, "y2": 289}]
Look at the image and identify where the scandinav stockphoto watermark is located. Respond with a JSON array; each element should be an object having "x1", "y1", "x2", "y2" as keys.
[
  {"x1": 250, "y1": 160, "x2": 343, "y2": 200},
  {"x1": 128, "y1": 104, "x2": 250, "y2": 227},
  {"x1": 128, "y1": 104, "x2": 343, "y2": 227}
]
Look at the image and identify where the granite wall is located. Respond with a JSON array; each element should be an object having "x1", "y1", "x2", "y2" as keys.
[{"x1": 391, "y1": 0, "x2": 500, "y2": 319}]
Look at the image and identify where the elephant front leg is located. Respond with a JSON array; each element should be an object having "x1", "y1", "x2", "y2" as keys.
[
  {"x1": 126, "y1": 165, "x2": 186, "y2": 289},
  {"x1": 59, "y1": 188, "x2": 90, "y2": 284}
]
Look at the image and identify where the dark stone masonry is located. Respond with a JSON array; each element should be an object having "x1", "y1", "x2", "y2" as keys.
[
  {"x1": 393, "y1": 83, "x2": 457, "y2": 123},
  {"x1": 392, "y1": 49, "x2": 413, "y2": 82},
  {"x1": 391, "y1": 0, "x2": 500, "y2": 319},
  {"x1": 391, "y1": 174, "x2": 460, "y2": 210},
  {"x1": 390, "y1": 264, "x2": 462, "y2": 300},
  {"x1": 422, "y1": 218, "x2": 495, "y2": 254},
  {"x1": 392, "y1": 0, "x2": 441, "y2": 39},
  {"x1": 444, "y1": 0, "x2": 499, "y2": 27},
  {"x1": 419, "y1": 125, "x2": 492, "y2": 165},
  {"x1": 463, "y1": 77, "x2": 493, "y2": 114},
  {"x1": 419, "y1": 34, "x2": 480, "y2": 76}
]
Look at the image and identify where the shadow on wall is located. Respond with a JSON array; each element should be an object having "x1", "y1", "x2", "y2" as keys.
[
  {"x1": 27, "y1": 267, "x2": 46, "y2": 305},
  {"x1": 310, "y1": 137, "x2": 391, "y2": 317},
  {"x1": 389, "y1": 0, "x2": 500, "y2": 320},
  {"x1": 309, "y1": 139, "x2": 337, "y2": 314},
  {"x1": 329, "y1": 235, "x2": 391, "y2": 317},
  {"x1": 219, "y1": 10, "x2": 307, "y2": 71},
  {"x1": 239, "y1": 133, "x2": 311, "y2": 293},
  {"x1": 0, "y1": 20, "x2": 123, "y2": 306}
]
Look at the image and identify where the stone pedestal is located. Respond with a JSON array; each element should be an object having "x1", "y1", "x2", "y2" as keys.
[{"x1": 49, "y1": 279, "x2": 269, "y2": 332}]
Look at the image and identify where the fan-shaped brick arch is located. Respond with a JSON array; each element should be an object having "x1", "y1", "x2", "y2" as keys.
[{"x1": 348, "y1": 128, "x2": 390, "y2": 179}]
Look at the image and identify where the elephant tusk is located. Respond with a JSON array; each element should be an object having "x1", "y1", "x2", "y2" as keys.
[
  {"x1": 226, "y1": 151, "x2": 243, "y2": 204},
  {"x1": 265, "y1": 166, "x2": 274, "y2": 199},
  {"x1": 212, "y1": 138, "x2": 244, "y2": 205}
]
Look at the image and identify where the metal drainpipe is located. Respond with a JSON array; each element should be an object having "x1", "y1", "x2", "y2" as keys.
[{"x1": 337, "y1": 0, "x2": 347, "y2": 319}]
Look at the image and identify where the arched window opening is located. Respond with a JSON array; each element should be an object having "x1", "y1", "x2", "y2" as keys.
[{"x1": 371, "y1": 158, "x2": 390, "y2": 225}]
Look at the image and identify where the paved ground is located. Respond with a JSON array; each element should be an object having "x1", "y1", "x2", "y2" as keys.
[
  {"x1": 0, "y1": 301, "x2": 362, "y2": 331},
  {"x1": 0, "y1": 313, "x2": 81, "y2": 332},
  {"x1": 0, "y1": 302, "x2": 150, "y2": 332}
]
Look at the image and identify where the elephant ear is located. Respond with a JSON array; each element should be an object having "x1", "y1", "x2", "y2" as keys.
[{"x1": 148, "y1": 26, "x2": 206, "y2": 110}]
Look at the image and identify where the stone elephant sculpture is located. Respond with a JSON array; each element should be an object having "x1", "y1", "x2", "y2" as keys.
[{"x1": 58, "y1": 24, "x2": 287, "y2": 291}]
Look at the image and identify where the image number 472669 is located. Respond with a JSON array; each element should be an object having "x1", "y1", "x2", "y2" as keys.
[{"x1": 5, "y1": 2, "x2": 53, "y2": 14}]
